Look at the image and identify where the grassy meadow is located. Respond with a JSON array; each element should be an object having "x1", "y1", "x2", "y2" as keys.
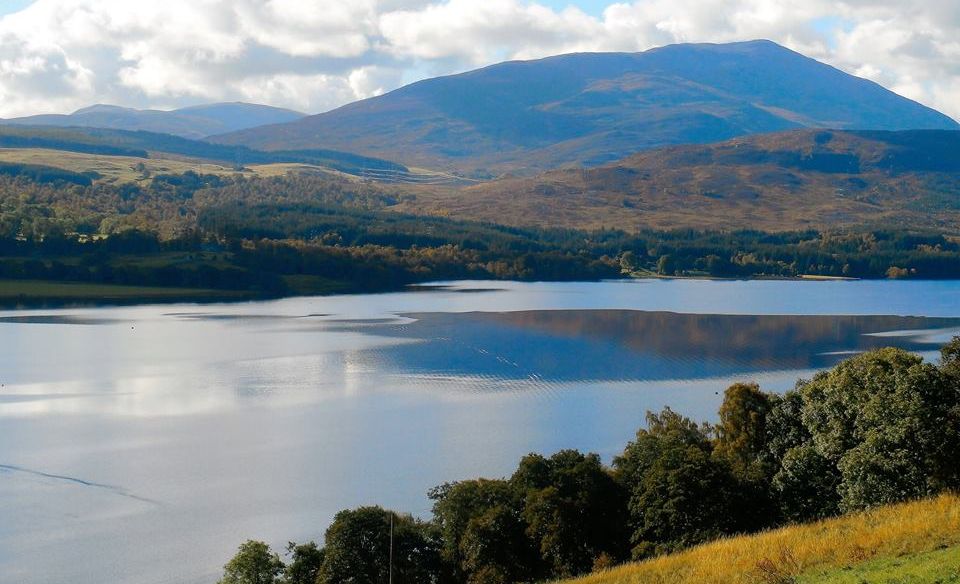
[
  {"x1": 799, "y1": 546, "x2": 960, "y2": 583},
  {"x1": 0, "y1": 147, "x2": 344, "y2": 184},
  {"x1": 0, "y1": 279, "x2": 248, "y2": 304},
  {"x1": 564, "y1": 494, "x2": 960, "y2": 584}
]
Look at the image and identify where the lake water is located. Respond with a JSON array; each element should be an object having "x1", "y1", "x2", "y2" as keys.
[{"x1": 2, "y1": 279, "x2": 960, "y2": 584}]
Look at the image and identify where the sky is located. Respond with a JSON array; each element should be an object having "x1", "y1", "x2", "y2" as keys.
[{"x1": 0, "y1": 0, "x2": 957, "y2": 120}]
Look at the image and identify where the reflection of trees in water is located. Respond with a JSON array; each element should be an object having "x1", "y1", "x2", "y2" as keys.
[
  {"x1": 371, "y1": 312, "x2": 960, "y2": 384},
  {"x1": 339, "y1": 311, "x2": 960, "y2": 384},
  {"x1": 484, "y1": 311, "x2": 960, "y2": 368}
]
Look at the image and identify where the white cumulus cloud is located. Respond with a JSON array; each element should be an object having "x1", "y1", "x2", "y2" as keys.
[{"x1": 0, "y1": 0, "x2": 956, "y2": 121}]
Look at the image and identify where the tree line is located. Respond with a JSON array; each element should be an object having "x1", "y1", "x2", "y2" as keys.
[
  {"x1": 1, "y1": 169, "x2": 959, "y2": 300},
  {"x1": 219, "y1": 339, "x2": 960, "y2": 584}
]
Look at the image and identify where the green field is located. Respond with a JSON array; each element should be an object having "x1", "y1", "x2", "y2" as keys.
[
  {"x1": 800, "y1": 546, "x2": 960, "y2": 583},
  {"x1": 0, "y1": 274, "x2": 361, "y2": 306},
  {"x1": 0, "y1": 279, "x2": 249, "y2": 305}
]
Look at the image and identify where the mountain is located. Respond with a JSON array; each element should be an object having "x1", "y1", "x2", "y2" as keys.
[
  {"x1": 394, "y1": 129, "x2": 960, "y2": 232},
  {"x1": 213, "y1": 41, "x2": 959, "y2": 175},
  {"x1": 1, "y1": 102, "x2": 305, "y2": 140}
]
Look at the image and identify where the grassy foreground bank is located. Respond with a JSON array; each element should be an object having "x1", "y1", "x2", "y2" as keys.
[
  {"x1": 800, "y1": 546, "x2": 960, "y2": 583},
  {"x1": 564, "y1": 494, "x2": 960, "y2": 584}
]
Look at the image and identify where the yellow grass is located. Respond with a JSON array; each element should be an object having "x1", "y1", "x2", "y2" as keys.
[
  {"x1": 0, "y1": 148, "x2": 342, "y2": 183},
  {"x1": 564, "y1": 493, "x2": 960, "y2": 584},
  {"x1": 0, "y1": 148, "x2": 238, "y2": 182},
  {"x1": 798, "y1": 275, "x2": 857, "y2": 281}
]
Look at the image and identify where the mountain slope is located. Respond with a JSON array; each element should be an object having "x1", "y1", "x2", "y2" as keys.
[
  {"x1": 395, "y1": 129, "x2": 960, "y2": 232},
  {"x1": 213, "y1": 41, "x2": 958, "y2": 175},
  {"x1": 2, "y1": 102, "x2": 305, "y2": 140}
]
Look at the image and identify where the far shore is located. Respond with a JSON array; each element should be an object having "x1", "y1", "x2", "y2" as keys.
[{"x1": 2, "y1": 272, "x2": 947, "y2": 311}]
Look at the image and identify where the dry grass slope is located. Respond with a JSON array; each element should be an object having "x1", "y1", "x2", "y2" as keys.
[
  {"x1": 563, "y1": 493, "x2": 960, "y2": 584},
  {"x1": 0, "y1": 148, "x2": 344, "y2": 184},
  {"x1": 398, "y1": 130, "x2": 960, "y2": 233}
]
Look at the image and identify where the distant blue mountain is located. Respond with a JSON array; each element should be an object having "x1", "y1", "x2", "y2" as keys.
[
  {"x1": 213, "y1": 40, "x2": 959, "y2": 175},
  {"x1": 2, "y1": 102, "x2": 305, "y2": 140}
]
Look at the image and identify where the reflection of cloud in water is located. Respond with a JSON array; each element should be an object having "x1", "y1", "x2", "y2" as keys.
[
  {"x1": 4, "y1": 311, "x2": 957, "y2": 419},
  {"x1": 0, "y1": 344, "x2": 421, "y2": 418}
]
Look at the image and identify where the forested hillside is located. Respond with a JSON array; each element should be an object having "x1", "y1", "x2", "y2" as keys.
[
  {"x1": 1, "y1": 166, "x2": 960, "y2": 304},
  {"x1": 403, "y1": 129, "x2": 960, "y2": 232}
]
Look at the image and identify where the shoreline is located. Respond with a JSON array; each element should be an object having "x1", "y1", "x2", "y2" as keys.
[
  {"x1": 0, "y1": 273, "x2": 948, "y2": 310},
  {"x1": 0, "y1": 279, "x2": 256, "y2": 309}
]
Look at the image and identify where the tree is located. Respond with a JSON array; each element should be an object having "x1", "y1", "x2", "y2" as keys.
[
  {"x1": 798, "y1": 348, "x2": 960, "y2": 511},
  {"x1": 940, "y1": 335, "x2": 960, "y2": 380},
  {"x1": 615, "y1": 409, "x2": 741, "y2": 558},
  {"x1": 284, "y1": 541, "x2": 324, "y2": 584},
  {"x1": 513, "y1": 450, "x2": 628, "y2": 578},
  {"x1": 656, "y1": 254, "x2": 676, "y2": 276},
  {"x1": 319, "y1": 506, "x2": 442, "y2": 584},
  {"x1": 714, "y1": 382, "x2": 774, "y2": 481},
  {"x1": 771, "y1": 443, "x2": 841, "y2": 522},
  {"x1": 763, "y1": 388, "x2": 831, "y2": 521},
  {"x1": 704, "y1": 254, "x2": 732, "y2": 277},
  {"x1": 619, "y1": 250, "x2": 638, "y2": 272},
  {"x1": 615, "y1": 408, "x2": 713, "y2": 486},
  {"x1": 459, "y1": 504, "x2": 532, "y2": 584},
  {"x1": 429, "y1": 479, "x2": 530, "y2": 583},
  {"x1": 713, "y1": 382, "x2": 778, "y2": 529},
  {"x1": 763, "y1": 389, "x2": 810, "y2": 471},
  {"x1": 219, "y1": 540, "x2": 284, "y2": 584}
]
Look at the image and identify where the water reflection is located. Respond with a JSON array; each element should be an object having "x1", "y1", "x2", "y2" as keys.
[
  {"x1": 338, "y1": 311, "x2": 960, "y2": 384},
  {"x1": 2, "y1": 280, "x2": 960, "y2": 584},
  {"x1": 2, "y1": 309, "x2": 959, "y2": 420}
]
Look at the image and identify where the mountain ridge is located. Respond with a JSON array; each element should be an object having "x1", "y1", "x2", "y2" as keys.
[
  {"x1": 1, "y1": 102, "x2": 306, "y2": 140},
  {"x1": 212, "y1": 40, "x2": 958, "y2": 175}
]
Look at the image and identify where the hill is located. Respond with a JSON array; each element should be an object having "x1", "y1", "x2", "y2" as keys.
[
  {"x1": 563, "y1": 493, "x2": 960, "y2": 584},
  {"x1": 398, "y1": 129, "x2": 960, "y2": 232},
  {"x1": 0, "y1": 125, "x2": 411, "y2": 178},
  {"x1": 213, "y1": 41, "x2": 958, "y2": 175},
  {"x1": 1, "y1": 102, "x2": 304, "y2": 139}
]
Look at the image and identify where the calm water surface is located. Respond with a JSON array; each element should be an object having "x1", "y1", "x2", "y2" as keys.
[{"x1": 2, "y1": 279, "x2": 960, "y2": 584}]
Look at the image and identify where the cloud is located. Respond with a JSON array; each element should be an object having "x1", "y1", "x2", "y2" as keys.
[
  {"x1": 0, "y1": 0, "x2": 957, "y2": 121},
  {"x1": 379, "y1": 0, "x2": 602, "y2": 63}
]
